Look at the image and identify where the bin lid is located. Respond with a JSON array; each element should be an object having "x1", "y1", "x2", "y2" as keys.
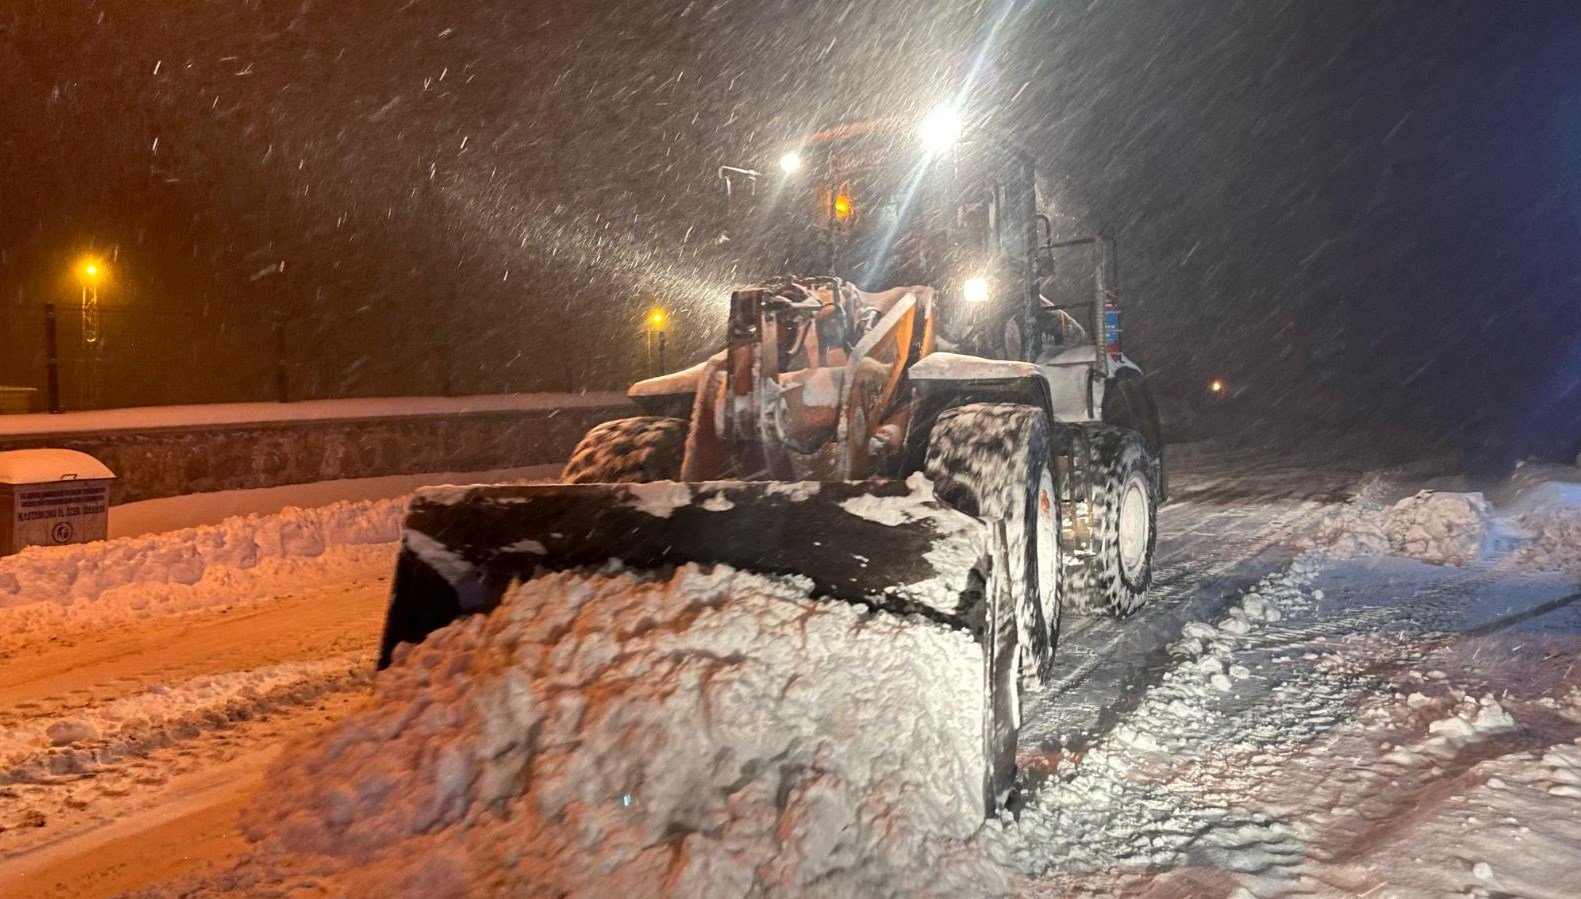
[{"x1": 0, "y1": 449, "x2": 116, "y2": 485}]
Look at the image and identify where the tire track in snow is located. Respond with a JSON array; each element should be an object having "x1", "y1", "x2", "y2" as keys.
[{"x1": 1025, "y1": 496, "x2": 1332, "y2": 757}]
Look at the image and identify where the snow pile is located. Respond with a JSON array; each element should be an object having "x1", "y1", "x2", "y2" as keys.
[
  {"x1": 237, "y1": 564, "x2": 1007, "y2": 898},
  {"x1": 1303, "y1": 490, "x2": 1491, "y2": 565},
  {"x1": 0, "y1": 496, "x2": 404, "y2": 607},
  {"x1": 0, "y1": 496, "x2": 405, "y2": 656},
  {"x1": 1508, "y1": 506, "x2": 1581, "y2": 571}
]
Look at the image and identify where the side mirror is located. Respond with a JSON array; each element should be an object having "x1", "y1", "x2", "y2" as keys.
[
  {"x1": 717, "y1": 165, "x2": 763, "y2": 212},
  {"x1": 715, "y1": 165, "x2": 763, "y2": 249}
]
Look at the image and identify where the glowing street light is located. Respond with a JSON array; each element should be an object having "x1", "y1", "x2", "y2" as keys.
[
  {"x1": 75, "y1": 256, "x2": 108, "y2": 347},
  {"x1": 647, "y1": 307, "x2": 669, "y2": 374},
  {"x1": 1210, "y1": 379, "x2": 1225, "y2": 394},
  {"x1": 778, "y1": 151, "x2": 802, "y2": 175},
  {"x1": 832, "y1": 192, "x2": 853, "y2": 222}
]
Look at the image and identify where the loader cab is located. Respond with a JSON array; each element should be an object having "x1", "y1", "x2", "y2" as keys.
[
  {"x1": 714, "y1": 115, "x2": 1163, "y2": 467},
  {"x1": 720, "y1": 119, "x2": 1042, "y2": 363}
]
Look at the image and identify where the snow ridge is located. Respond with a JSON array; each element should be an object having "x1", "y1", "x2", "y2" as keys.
[{"x1": 0, "y1": 496, "x2": 404, "y2": 608}]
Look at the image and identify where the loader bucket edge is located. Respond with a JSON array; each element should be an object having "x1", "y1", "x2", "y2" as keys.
[{"x1": 378, "y1": 479, "x2": 993, "y2": 669}]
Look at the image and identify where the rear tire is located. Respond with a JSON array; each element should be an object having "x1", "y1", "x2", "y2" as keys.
[
  {"x1": 1075, "y1": 427, "x2": 1157, "y2": 616},
  {"x1": 924, "y1": 403, "x2": 1059, "y2": 688},
  {"x1": 562, "y1": 416, "x2": 687, "y2": 484}
]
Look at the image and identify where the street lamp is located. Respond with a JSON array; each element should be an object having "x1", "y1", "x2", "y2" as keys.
[
  {"x1": 76, "y1": 256, "x2": 106, "y2": 346},
  {"x1": 647, "y1": 308, "x2": 668, "y2": 375}
]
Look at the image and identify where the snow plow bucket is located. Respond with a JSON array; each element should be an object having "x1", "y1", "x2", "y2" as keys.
[
  {"x1": 379, "y1": 479, "x2": 998, "y2": 668},
  {"x1": 377, "y1": 477, "x2": 1022, "y2": 814}
]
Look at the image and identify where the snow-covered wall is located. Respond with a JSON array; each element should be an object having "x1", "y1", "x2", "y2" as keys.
[{"x1": 0, "y1": 395, "x2": 634, "y2": 504}]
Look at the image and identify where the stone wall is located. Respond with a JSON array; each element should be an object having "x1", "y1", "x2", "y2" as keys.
[{"x1": 0, "y1": 401, "x2": 635, "y2": 505}]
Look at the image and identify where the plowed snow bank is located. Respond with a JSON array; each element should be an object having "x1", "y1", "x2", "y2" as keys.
[
  {"x1": 1303, "y1": 490, "x2": 1491, "y2": 565},
  {"x1": 0, "y1": 497, "x2": 404, "y2": 607},
  {"x1": 0, "y1": 497, "x2": 404, "y2": 654},
  {"x1": 236, "y1": 565, "x2": 1005, "y2": 898}
]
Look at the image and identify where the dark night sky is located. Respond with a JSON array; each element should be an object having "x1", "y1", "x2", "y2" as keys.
[{"x1": 2, "y1": 1, "x2": 1578, "y2": 459}]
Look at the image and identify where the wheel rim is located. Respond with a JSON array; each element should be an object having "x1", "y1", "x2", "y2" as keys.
[
  {"x1": 1036, "y1": 467, "x2": 1059, "y2": 624},
  {"x1": 1117, "y1": 473, "x2": 1151, "y2": 586}
]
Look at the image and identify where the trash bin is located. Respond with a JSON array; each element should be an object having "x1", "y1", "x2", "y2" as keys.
[
  {"x1": 0, "y1": 449, "x2": 117, "y2": 556},
  {"x1": 0, "y1": 386, "x2": 38, "y2": 414}
]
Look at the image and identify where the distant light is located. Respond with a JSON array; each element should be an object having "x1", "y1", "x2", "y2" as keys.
[
  {"x1": 648, "y1": 308, "x2": 667, "y2": 329},
  {"x1": 920, "y1": 105, "x2": 961, "y2": 153},
  {"x1": 963, "y1": 276, "x2": 989, "y2": 304},
  {"x1": 832, "y1": 192, "x2": 853, "y2": 221},
  {"x1": 778, "y1": 151, "x2": 802, "y2": 175},
  {"x1": 1210, "y1": 379, "x2": 1224, "y2": 394},
  {"x1": 78, "y1": 258, "x2": 105, "y2": 281}
]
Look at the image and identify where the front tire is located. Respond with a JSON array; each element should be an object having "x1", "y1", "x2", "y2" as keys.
[
  {"x1": 1075, "y1": 427, "x2": 1158, "y2": 616},
  {"x1": 562, "y1": 416, "x2": 687, "y2": 484},
  {"x1": 924, "y1": 403, "x2": 1060, "y2": 688}
]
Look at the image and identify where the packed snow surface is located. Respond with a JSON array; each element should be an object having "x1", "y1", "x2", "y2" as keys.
[{"x1": 239, "y1": 565, "x2": 1006, "y2": 898}]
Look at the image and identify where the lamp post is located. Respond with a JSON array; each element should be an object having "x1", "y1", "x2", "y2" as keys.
[
  {"x1": 646, "y1": 308, "x2": 668, "y2": 376},
  {"x1": 75, "y1": 256, "x2": 107, "y2": 408},
  {"x1": 79, "y1": 258, "x2": 104, "y2": 346}
]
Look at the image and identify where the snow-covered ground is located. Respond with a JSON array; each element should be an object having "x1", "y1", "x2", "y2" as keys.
[{"x1": 4, "y1": 445, "x2": 1579, "y2": 897}]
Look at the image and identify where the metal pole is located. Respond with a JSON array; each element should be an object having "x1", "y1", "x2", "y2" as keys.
[
  {"x1": 437, "y1": 290, "x2": 454, "y2": 397},
  {"x1": 273, "y1": 317, "x2": 290, "y2": 402},
  {"x1": 658, "y1": 331, "x2": 667, "y2": 374},
  {"x1": 44, "y1": 303, "x2": 61, "y2": 413}
]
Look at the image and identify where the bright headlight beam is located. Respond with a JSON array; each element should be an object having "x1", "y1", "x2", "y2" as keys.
[
  {"x1": 921, "y1": 105, "x2": 962, "y2": 153},
  {"x1": 963, "y1": 277, "x2": 990, "y2": 303},
  {"x1": 778, "y1": 151, "x2": 802, "y2": 175}
]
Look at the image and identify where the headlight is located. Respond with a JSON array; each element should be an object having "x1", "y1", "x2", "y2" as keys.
[
  {"x1": 921, "y1": 105, "x2": 961, "y2": 152},
  {"x1": 963, "y1": 277, "x2": 989, "y2": 303},
  {"x1": 778, "y1": 151, "x2": 802, "y2": 174}
]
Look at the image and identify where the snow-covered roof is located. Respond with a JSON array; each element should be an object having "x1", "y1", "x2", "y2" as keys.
[{"x1": 0, "y1": 449, "x2": 116, "y2": 484}]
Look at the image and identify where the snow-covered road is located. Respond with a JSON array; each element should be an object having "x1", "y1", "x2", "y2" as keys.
[{"x1": 1, "y1": 445, "x2": 1576, "y2": 897}]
